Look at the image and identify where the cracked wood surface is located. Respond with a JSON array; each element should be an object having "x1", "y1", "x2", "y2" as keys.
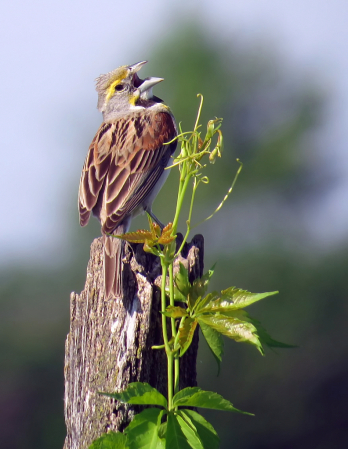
[{"x1": 63, "y1": 234, "x2": 204, "y2": 449}]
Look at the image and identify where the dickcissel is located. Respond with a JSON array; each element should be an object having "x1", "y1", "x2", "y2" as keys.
[{"x1": 78, "y1": 61, "x2": 177, "y2": 299}]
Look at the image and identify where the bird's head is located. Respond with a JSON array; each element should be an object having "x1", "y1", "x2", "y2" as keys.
[{"x1": 95, "y1": 61, "x2": 164, "y2": 120}]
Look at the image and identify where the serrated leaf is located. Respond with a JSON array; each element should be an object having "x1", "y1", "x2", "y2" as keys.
[
  {"x1": 162, "y1": 306, "x2": 188, "y2": 319},
  {"x1": 187, "y1": 292, "x2": 198, "y2": 311},
  {"x1": 223, "y1": 287, "x2": 278, "y2": 309},
  {"x1": 158, "y1": 421, "x2": 167, "y2": 439},
  {"x1": 166, "y1": 412, "x2": 192, "y2": 449},
  {"x1": 202, "y1": 308, "x2": 251, "y2": 322},
  {"x1": 151, "y1": 222, "x2": 162, "y2": 239},
  {"x1": 147, "y1": 215, "x2": 161, "y2": 239},
  {"x1": 178, "y1": 317, "x2": 198, "y2": 356},
  {"x1": 89, "y1": 431, "x2": 127, "y2": 449},
  {"x1": 194, "y1": 291, "x2": 220, "y2": 314},
  {"x1": 158, "y1": 223, "x2": 176, "y2": 245},
  {"x1": 174, "y1": 263, "x2": 191, "y2": 297},
  {"x1": 173, "y1": 286, "x2": 188, "y2": 302},
  {"x1": 165, "y1": 284, "x2": 187, "y2": 302},
  {"x1": 199, "y1": 321, "x2": 223, "y2": 374},
  {"x1": 172, "y1": 387, "x2": 252, "y2": 415},
  {"x1": 161, "y1": 222, "x2": 173, "y2": 235},
  {"x1": 179, "y1": 409, "x2": 219, "y2": 449},
  {"x1": 190, "y1": 266, "x2": 215, "y2": 303},
  {"x1": 176, "y1": 413, "x2": 204, "y2": 449},
  {"x1": 158, "y1": 235, "x2": 176, "y2": 245},
  {"x1": 198, "y1": 314, "x2": 263, "y2": 354},
  {"x1": 212, "y1": 309, "x2": 295, "y2": 351},
  {"x1": 101, "y1": 382, "x2": 167, "y2": 409},
  {"x1": 197, "y1": 288, "x2": 278, "y2": 314},
  {"x1": 125, "y1": 408, "x2": 164, "y2": 449},
  {"x1": 143, "y1": 242, "x2": 160, "y2": 255},
  {"x1": 116, "y1": 230, "x2": 154, "y2": 244}
]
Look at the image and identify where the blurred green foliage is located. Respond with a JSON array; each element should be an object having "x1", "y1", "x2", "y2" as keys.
[{"x1": 1, "y1": 22, "x2": 347, "y2": 449}]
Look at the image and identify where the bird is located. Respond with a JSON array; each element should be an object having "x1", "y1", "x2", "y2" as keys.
[{"x1": 78, "y1": 61, "x2": 177, "y2": 299}]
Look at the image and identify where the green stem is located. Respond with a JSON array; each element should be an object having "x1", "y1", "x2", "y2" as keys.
[
  {"x1": 169, "y1": 264, "x2": 176, "y2": 336},
  {"x1": 167, "y1": 353, "x2": 174, "y2": 411},
  {"x1": 172, "y1": 173, "x2": 192, "y2": 236},
  {"x1": 174, "y1": 358, "x2": 180, "y2": 401},
  {"x1": 169, "y1": 265, "x2": 180, "y2": 397},
  {"x1": 161, "y1": 260, "x2": 173, "y2": 410},
  {"x1": 194, "y1": 94, "x2": 204, "y2": 131},
  {"x1": 161, "y1": 262, "x2": 170, "y2": 349},
  {"x1": 176, "y1": 177, "x2": 199, "y2": 256}
]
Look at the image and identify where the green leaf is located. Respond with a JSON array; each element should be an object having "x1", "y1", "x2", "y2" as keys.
[
  {"x1": 158, "y1": 421, "x2": 167, "y2": 439},
  {"x1": 125, "y1": 408, "x2": 164, "y2": 449},
  {"x1": 178, "y1": 317, "x2": 198, "y2": 356},
  {"x1": 162, "y1": 306, "x2": 188, "y2": 319},
  {"x1": 173, "y1": 286, "x2": 188, "y2": 302},
  {"x1": 223, "y1": 287, "x2": 278, "y2": 308},
  {"x1": 198, "y1": 314, "x2": 263, "y2": 355},
  {"x1": 158, "y1": 223, "x2": 176, "y2": 245},
  {"x1": 116, "y1": 230, "x2": 154, "y2": 244},
  {"x1": 174, "y1": 263, "x2": 191, "y2": 297},
  {"x1": 178, "y1": 409, "x2": 219, "y2": 449},
  {"x1": 197, "y1": 287, "x2": 278, "y2": 314},
  {"x1": 101, "y1": 383, "x2": 167, "y2": 409},
  {"x1": 193, "y1": 291, "x2": 220, "y2": 314},
  {"x1": 166, "y1": 412, "x2": 192, "y2": 449},
  {"x1": 172, "y1": 387, "x2": 252, "y2": 415},
  {"x1": 175, "y1": 413, "x2": 204, "y2": 449},
  {"x1": 199, "y1": 321, "x2": 224, "y2": 374},
  {"x1": 143, "y1": 242, "x2": 161, "y2": 256},
  {"x1": 89, "y1": 431, "x2": 127, "y2": 449},
  {"x1": 189, "y1": 266, "x2": 216, "y2": 309},
  {"x1": 165, "y1": 285, "x2": 187, "y2": 302},
  {"x1": 148, "y1": 218, "x2": 161, "y2": 239}
]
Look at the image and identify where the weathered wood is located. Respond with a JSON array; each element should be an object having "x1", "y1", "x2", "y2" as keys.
[{"x1": 63, "y1": 234, "x2": 204, "y2": 449}]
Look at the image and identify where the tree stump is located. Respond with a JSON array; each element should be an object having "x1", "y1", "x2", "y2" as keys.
[{"x1": 63, "y1": 234, "x2": 204, "y2": 449}]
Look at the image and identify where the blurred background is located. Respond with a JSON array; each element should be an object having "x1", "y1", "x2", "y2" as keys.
[{"x1": 1, "y1": 1, "x2": 347, "y2": 448}]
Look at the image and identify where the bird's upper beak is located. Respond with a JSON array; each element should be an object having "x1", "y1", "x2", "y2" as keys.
[{"x1": 128, "y1": 61, "x2": 148, "y2": 72}]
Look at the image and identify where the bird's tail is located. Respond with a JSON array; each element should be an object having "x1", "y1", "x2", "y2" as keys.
[{"x1": 103, "y1": 225, "x2": 126, "y2": 299}]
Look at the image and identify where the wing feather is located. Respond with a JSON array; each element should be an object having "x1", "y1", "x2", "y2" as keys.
[
  {"x1": 106, "y1": 168, "x2": 131, "y2": 206},
  {"x1": 78, "y1": 122, "x2": 114, "y2": 226},
  {"x1": 78, "y1": 111, "x2": 177, "y2": 231},
  {"x1": 95, "y1": 153, "x2": 112, "y2": 180}
]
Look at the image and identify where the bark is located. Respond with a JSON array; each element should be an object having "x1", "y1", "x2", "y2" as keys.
[{"x1": 63, "y1": 234, "x2": 204, "y2": 449}]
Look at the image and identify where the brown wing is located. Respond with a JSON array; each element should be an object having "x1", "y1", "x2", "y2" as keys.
[
  {"x1": 78, "y1": 122, "x2": 113, "y2": 227},
  {"x1": 78, "y1": 111, "x2": 177, "y2": 232}
]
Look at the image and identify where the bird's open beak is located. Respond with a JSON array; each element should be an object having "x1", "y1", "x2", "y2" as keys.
[{"x1": 128, "y1": 62, "x2": 164, "y2": 101}]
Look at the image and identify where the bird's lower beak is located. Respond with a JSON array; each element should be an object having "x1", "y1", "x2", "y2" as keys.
[{"x1": 138, "y1": 77, "x2": 164, "y2": 100}]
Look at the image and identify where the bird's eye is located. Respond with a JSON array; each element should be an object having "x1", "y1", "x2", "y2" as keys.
[{"x1": 115, "y1": 84, "x2": 125, "y2": 92}]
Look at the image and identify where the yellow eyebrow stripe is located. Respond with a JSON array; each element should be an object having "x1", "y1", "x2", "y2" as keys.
[{"x1": 105, "y1": 72, "x2": 127, "y2": 104}]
